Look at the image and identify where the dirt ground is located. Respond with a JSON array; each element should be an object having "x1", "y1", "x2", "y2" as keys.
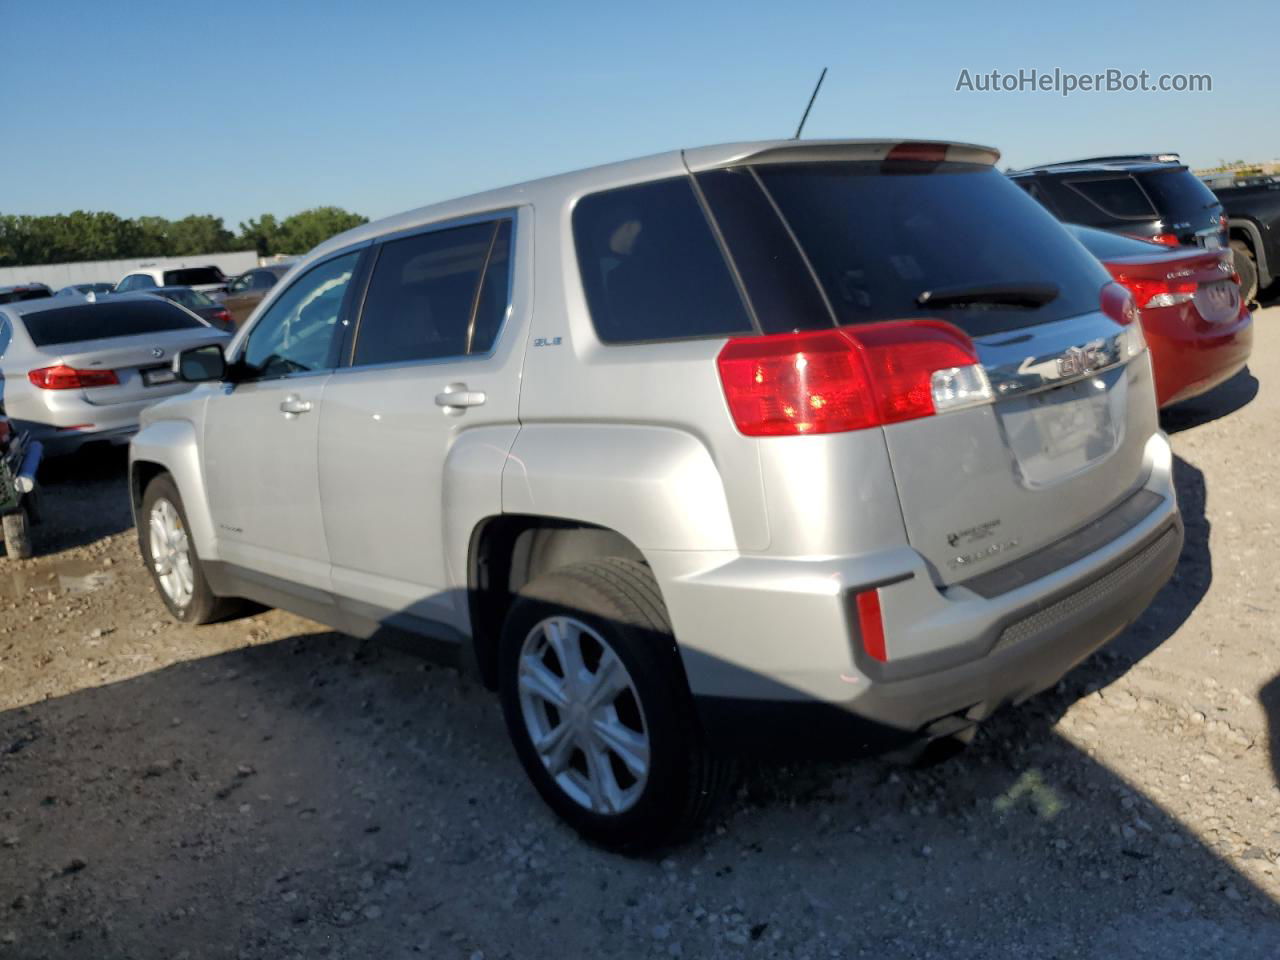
[{"x1": 1, "y1": 305, "x2": 1278, "y2": 960}]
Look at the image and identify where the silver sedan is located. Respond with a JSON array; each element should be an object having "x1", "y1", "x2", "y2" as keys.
[{"x1": 0, "y1": 293, "x2": 230, "y2": 456}]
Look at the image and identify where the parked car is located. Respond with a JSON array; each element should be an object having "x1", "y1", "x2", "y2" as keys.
[
  {"x1": 221, "y1": 264, "x2": 292, "y2": 327},
  {"x1": 148, "y1": 286, "x2": 235, "y2": 330},
  {"x1": 1202, "y1": 175, "x2": 1280, "y2": 302},
  {"x1": 0, "y1": 294, "x2": 230, "y2": 455},
  {"x1": 54, "y1": 282, "x2": 116, "y2": 298},
  {"x1": 1069, "y1": 225, "x2": 1252, "y2": 407},
  {"x1": 130, "y1": 138, "x2": 1181, "y2": 850},
  {"x1": 0, "y1": 284, "x2": 53, "y2": 304},
  {"x1": 115, "y1": 266, "x2": 228, "y2": 297},
  {"x1": 1009, "y1": 154, "x2": 1226, "y2": 251}
]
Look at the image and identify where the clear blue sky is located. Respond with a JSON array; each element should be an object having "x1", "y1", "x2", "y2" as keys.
[{"x1": 3, "y1": 0, "x2": 1273, "y2": 228}]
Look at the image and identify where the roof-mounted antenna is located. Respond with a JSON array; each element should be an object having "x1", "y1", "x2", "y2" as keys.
[{"x1": 793, "y1": 67, "x2": 827, "y2": 140}]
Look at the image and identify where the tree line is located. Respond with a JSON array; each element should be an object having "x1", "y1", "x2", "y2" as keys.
[{"x1": 0, "y1": 207, "x2": 369, "y2": 267}]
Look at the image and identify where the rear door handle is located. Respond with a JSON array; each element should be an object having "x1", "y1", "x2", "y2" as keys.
[
  {"x1": 279, "y1": 395, "x2": 312, "y2": 416},
  {"x1": 434, "y1": 383, "x2": 486, "y2": 413}
]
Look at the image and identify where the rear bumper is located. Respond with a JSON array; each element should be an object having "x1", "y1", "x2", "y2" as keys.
[
  {"x1": 695, "y1": 514, "x2": 1181, "y2": 756},
  {"x1": 655, "y1": 432, "x2": 1182, "y2": 755},
  {"x1": 1146, "y1": 305, "x2": 1253, "y2": 407}
]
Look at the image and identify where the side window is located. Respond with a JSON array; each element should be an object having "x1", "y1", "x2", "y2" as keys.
[
  {"x1": 350, "y1": 220, "x2": 504, "y2": 367},
  {"x1": 117, "y1": 275, "x2": 138, "y2": 291},
  {"x1": 1064, "y1": 176, "x2": 1156, "y2": 220},
  {"x1": 572, "y1": 177, "x2": 752, "y2": 343},
  {"x1": 252, "y1": 271, "x2": 277, "y2": 290},
  {"x1": 133, "y1": 274, "x2": 157, "y2": 289},
  {"x1": 228, "y1": 274, "x2": 251, "y2": 294},
  {"x1": 240, "y1": 251, "x2": 359, "y2": 381},
  {"x1": 0, "y1": 317, "x2": 11, "y2": 357}
]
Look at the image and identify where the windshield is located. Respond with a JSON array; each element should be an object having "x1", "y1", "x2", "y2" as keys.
[
  {"x1": 749, "y1": 162, "x2": 1110, "y2": 337},
  {"x1": 20, "y1": 299, "x2": 205, "y2": 347},
  {"x1": 162, "y1": 267, "x2": 225, "y2": 286},
  {"x1": 1135, "y1": 168, "x2": 1222, "y2": 224}
]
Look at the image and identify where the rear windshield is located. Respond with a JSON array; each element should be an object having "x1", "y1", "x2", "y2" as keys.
[
  {"x1": 163, "y1": 267, "x2": 224, "y2": 286},
  {"x1": 0, "y1": 287, "x2": 52, "y2": 304},
  {"x1": 158, "y1": 288, "x2": 215, "y2": 309},
  {"x1": 745, "y1": 162, "x2": 1111, "y2": 337},
  {"x1": 1134, "y1": 168, "x2": 1222, "y2": 222},
  {"x1": 20, "y1": 299, "x2": 205, "y2": 347},
  {"x1": 1069, "y1": 225, "x2": 1172, "y2": 260}
]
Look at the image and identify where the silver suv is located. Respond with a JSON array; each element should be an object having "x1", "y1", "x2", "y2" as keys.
[{"x1": 130, "y1": 139, "x2": 1182, "y2": 850}]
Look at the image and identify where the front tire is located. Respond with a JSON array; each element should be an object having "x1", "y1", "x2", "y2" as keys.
[
  {"x1": 139, "y1": 474, "x2": 235, "y2": 624},
  {"x1": 498, "y1": 558, "x2": 732, "y2": 852},
  {"x1": 1231, "y1": 239, "x2": 1259, "y2": 303}
]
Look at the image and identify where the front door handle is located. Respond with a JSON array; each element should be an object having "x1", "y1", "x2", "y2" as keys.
[
  {"x1": 279, "y1": 395, "x2": 313, "y2": 417},
  {"x1": 434, "y1": 382, "x2": 486, "y2": 414}
]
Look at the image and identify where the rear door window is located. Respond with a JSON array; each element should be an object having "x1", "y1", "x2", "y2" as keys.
[
  {"x1": 350, "y1": 219, "x2": 511, "y2": 367},
  {"x1": 1063, "y1": 176, "x2": 1156, "y2": 219},
  {"x1": 20, "y1": 299, "x2": 204, "y2": 347},
  {"x1": 572, "y1": 177, "x2": 752, "y2": 343},
  {"x1": 747, "y1": 162, "x2": 1111, "y2": 337}
]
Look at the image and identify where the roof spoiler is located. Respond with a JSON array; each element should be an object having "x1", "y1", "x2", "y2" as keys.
[{"x1": 683, "y1": 139, "x2": 1000, "y2": 172}]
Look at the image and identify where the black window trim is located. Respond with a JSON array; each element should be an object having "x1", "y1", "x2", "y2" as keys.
[
  {"x1": 230, "y1": 242, "x2": 371, "y2": 384},
  {"x1": 337, "y1": 207, "x2": 521, "y2": 372}
]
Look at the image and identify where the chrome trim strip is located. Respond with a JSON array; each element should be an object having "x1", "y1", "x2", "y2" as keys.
[{"x1": 974, "y1": 311, "x2": 1128, "y2": 400}]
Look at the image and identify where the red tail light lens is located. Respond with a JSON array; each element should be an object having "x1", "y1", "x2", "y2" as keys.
[
  {"x1": 28, "y1": 365, "x2": 119, "y2": 389},
  {"x1": 212, "y1": 309, "x2": 233, "y2": 327},
  {"x1": 855, "y1": 589, "x2": 887, "y2": 662},
  {"x1": 716, "y1": 320, "x2": 988, "y2": 437},
  {"x1": 1149, "y1": 233, "x2": 1181, "y2": 247},
  {"x1": 1099, "y1": 283, "x2": 1141, "y2": 325},
  {"x1": 1111, "y1": 273, "x2": 1197, "y2": 309}
]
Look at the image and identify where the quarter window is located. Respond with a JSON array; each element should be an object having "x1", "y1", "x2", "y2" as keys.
[
  {"x1": 240, "y1": 251, "x2": 359, "y2": 380},
  {"x1": 572, "y1": 177, "x2": 752, "y2": 343},
  {"x1": 350, "y1": 219, "x2": 512, "y2": 367}
]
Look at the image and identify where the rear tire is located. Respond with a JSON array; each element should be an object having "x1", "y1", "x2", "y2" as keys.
[
  {"x1": 3, "y1": 509, "x2": 32, "y2": 560},
  {"x1": 498, "y1": 558, "x2": 733, "y2": 852},
  {"x1": 1231, "y1": 239, "x2": 1259, "y2": 303},
  {"x1": 139, "y1": 474, "x2": 236, "y2": 624}
]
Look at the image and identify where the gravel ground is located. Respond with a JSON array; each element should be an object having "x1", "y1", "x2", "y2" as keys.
[{"x1": 1, "y1": 305, "x2": 1278, "y2": 959}]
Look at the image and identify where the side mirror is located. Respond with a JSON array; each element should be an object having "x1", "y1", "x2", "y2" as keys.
[{"x1": 175, "y1": 343, "x2": 227, "y2": 383}]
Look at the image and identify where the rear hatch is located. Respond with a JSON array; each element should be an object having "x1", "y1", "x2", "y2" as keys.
[
  {"x1": 18, "y1": 298, "x2": 228, "y2": 406},
  {"x1": 697, "y1": 148, "x2": 1154, "y2": 585}
]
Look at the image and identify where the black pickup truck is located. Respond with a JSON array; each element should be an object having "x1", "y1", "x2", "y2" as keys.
[{"x1": 1205, "y1": 175, "x2": 1280, "y2": 302}]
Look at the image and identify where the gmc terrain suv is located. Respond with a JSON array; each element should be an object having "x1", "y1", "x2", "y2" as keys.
[{"x1": 130, "y1": 139, "x2": 1182, "y2": 850}]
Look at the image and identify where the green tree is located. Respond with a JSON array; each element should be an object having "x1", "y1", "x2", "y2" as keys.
[
  {"x1": 166, "y1": 215, "x2": 235, "y2": 256},
  {"x1": 237, "y1": 213, "x2": 281, "y2": 257},
  {"x1": 276, "y1": 207, "x2": 368, "y2": 254}
]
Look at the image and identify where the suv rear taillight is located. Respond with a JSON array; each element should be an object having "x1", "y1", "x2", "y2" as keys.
[
  {"x1": 1099, "y1": 283, "x2": 1147, "y2": 358},
  {"x1": 28, "y1": 365, "x2": 119, "y2": 389},
  {"x1": 716, "y1": 320, "x2": 991, "y2": 437}
]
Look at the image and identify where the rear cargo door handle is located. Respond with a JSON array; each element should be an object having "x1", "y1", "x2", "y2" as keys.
[
  {"x1": 279, "y1": 395, "x2": 312, "y2": 417},
  {"x1": 435, "y1": 383, "x2": 486, "y2": 414}
]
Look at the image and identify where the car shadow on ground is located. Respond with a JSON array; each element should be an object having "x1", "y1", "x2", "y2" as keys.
[
  {"x1": 1, "y1": 625, "x2": 1278, "y2": 960},
  {"x1": 1160, "y1": 365, "x2": 1259, "y2": 434},
  {"x1": 26, "y1": 442, "x2": 133, "y2": 554}
]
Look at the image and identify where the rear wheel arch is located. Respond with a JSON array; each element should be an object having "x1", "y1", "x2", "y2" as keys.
[
  {"x1": 1228, "y1": 218, "x2": 1269, "y2": 286},
  {"x1": 467, "y1": 515, "x2": 648, "y2": 689}
]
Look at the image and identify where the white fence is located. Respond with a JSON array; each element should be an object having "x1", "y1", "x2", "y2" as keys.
[{"x1": 0, "y1": 251, "x2": 261, "y2": 290}]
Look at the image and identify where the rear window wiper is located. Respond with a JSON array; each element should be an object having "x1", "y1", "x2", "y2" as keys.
[{"x1": 916, "y1": 282, "x2": 1060, "y2": 309}]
